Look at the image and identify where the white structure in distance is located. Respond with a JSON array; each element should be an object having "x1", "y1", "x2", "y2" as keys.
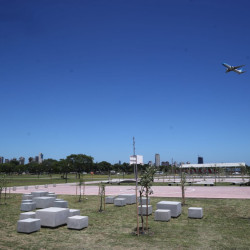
[{"x1": 130, "y1": 155, "x2": 144, "y2": 165}]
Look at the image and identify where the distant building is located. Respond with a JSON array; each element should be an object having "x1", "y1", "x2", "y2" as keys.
[
  {"x1": 198, "y1": 156, "x2": 203, "y2": 164},
  {"x1": 38, "y1": 153, "x2": 43, "y2": 164},
  {"x1": 161, "y1": 161, "x2": 170, "y2": 167},
  {"x1": 155, "y1": 154, "x2": 160, "y2": 167},
  {"x1": 0, "y1": 157, "x2": 4, "y2": 164},
  {"x1": 19, "y1": 157, "x2": 25, "y2": 165},
  {"x1": 182, "y1": 162, "x2": 246, "y2": 174},
  {"x1": 130, "y1": 155, "x2": 144, "y2": 165},
  {"x1": 148, "y1": 161, "x2": 153, "y2": 166},
  {"x1": 5, "y1": 159, "x2": 9, "y2": 163},
  {"x1": 35, "y1": 156, "x2": 39, "y2": 163}
]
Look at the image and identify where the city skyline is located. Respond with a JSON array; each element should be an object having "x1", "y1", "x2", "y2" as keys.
[{"x1": 1, "y1": 1, "x2": 250, "y2": 165}]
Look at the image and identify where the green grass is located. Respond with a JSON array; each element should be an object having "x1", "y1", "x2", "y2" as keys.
[
  {"x1": 0, "y1": 194, "x2": 250, "y2": 249},
  {"x1": 3, "y1": 174, "x2": 135, "y2": 187}
]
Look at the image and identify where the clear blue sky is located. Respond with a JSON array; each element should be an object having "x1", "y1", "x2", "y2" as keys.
[{"x1": 1, "y1": 0, "x2": 250, "y2": 165}]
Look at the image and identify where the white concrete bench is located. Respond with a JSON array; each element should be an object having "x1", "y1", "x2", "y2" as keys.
[
  {"x1": 53, "y1": 200, "x2": 68, "y2": 208},
  {"x1": 105, "y1": 196, "x2": 116, "y2": 204},
  {"x1": 139, "y1": 197, "x2": 150, "y2": 205},
  {"x1": 19, "y1": 212, "x2": 36, "y2": 220},
  {"x1": 156, "y1": 201, "x2": 182, "y2": 217},
  {"x1": 67, "y1": 216, "x2": 88, "y2": 230},
  {"x1": 22, "y1": 194, "x2": 33, "y2": 200},
  {"x1": 117, "y1": 194, "x2": 136, "y2": 204},
  {"x1": 114, "y1": 198, "x2": 126, "y2": 206},
  {"x1": 188, "y1": 207, "x2": 203, "y2": 219},
  {"x1": 21, "y1": 199, "x2": 33, "y2": 203},
  {"x1": 17, "y1": 218, "x2": 41, "y2": 233},
  {"x1": 20, "y1": 202, "x2": 36, "y2": 212},
  {"x1": 31, "y1": 191, "x2": 48, "y2": 197},
  {"x1": 33, "y1": 197, "x2": 56, "y2": 209},
  {"x1": 154, "y1": 209, "x2": 171, "y2": 222},
  {"x1": 138, "y1": 205, "x2": 152, "y2": 215},
  {"x1": 69, "y1": 209, "x2": 81, "y2": 217},
  {"x1": 36, "y1": 207, "x2": 69, "y2": 227}
]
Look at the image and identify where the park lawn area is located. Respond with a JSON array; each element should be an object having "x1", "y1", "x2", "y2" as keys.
[
  {"x1": 3, "y1": 174, "x2": 135, "y2": 187},
  {"x1": 0, "y1": 195, "x2": 250, "y2": 250}
]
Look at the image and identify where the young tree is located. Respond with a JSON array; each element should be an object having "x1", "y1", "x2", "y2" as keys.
[
  {"x1": 180, "y1": 171, "x2": 186, "y2": 205},
  {"x1": 139, "y1": 166, "x2": 156, "y2": 233},
  {"x1": 0, "y1": 175, "x2": 8, "y2": 205},
  {"x1": 98, "y1": 183, "x2": 105, "y2": 212}
]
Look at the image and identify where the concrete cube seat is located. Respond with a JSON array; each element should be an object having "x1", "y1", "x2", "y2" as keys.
[
  {"x1": 156, "y1": 201, "x2": 182, "y2": 217},
  {"x1": 154, "y1": 209, "x2": 171, "y2": 222},
  {"x1": 67, "y1": 216, "x2": 88, "y2": 230},
  {"x1": 20, "y1": 202, "x2": 36, "y2": 212},
  {"x1": 19, "y1": 212, "x2": 36, "y2": 220},
  {"x1": 114, "y1": 198, "x2": 126, "y2": 206},
  {"x1": 31, "y1": 191, "x2": 48, "y2": 197},
  {"x1": 105, "y1": 196, "x2": 116, "y2": 204},
  {"x1": 22, "y1": 194, "x2": 33, "y2": 200},
  {"x1": 17, "y1": 218, "x2": 41, "y2": 233},
  {"x1": 36, "y1": 207, "x2": 69, "y2": 227},
  {"x1": 22, "y1": 199, "x2": 33, "y2": 203},
  {"x1": 139, "y1": 197, "x2": 150, "y2": 205},
  {"x1": 47, "y1": 193, "x2": 57, "y2": 198},
  {"x1": 188, "y1": 207, "x2": 203, "y2": 219},
  {"x1": 33, "y1": 197, "x2": 56, "y2": 209},
  {"x1": 69, "y1": 209, "x2": 81, "y2": 217},
  {"x1": 53, "y1": 200, "x2": 68, "y2": 208},
  {"x1": 138, "y1": 205, "x2": 152, "y2": 215},
  {"x1": 117, "y1": 194, "x2": 136, "y2": 204}
]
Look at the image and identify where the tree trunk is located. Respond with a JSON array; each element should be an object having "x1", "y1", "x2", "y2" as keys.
[
  {"x1": 146, "y1": 189, "x2": 149, "y2": 231},
  {"x1": 139, "y1": 191, "x2": 144, "y2": 234}
]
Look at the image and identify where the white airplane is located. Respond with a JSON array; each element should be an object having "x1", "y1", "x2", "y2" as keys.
[{"x1": 222, "y1": 63, "x2": 246, "y2": 74}]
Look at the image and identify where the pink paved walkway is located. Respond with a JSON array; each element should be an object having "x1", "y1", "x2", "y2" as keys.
[{"x1": 12, "y1": 184, "x2": 250, "y2": 199}]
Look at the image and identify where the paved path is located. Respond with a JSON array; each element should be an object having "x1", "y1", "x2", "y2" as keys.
[{"x1": 11, "y1": 183, "x2": 250, "y2": 199}]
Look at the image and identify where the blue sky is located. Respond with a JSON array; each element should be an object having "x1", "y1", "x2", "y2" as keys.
[{"x1": 1, "y1": 0, "x2": 250, "y2": 165}]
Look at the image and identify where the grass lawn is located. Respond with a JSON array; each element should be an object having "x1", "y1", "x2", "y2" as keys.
[
  {"x1": 3, "y1": 174, "x2": 135, "y2": 187},
  {"x1": 0, "y1": 194, "x2": 250, "y2": 250}
]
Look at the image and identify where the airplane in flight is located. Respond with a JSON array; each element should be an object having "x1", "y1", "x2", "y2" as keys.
[{"x1": 222, "y1": 63, "x2": 246, "y2": 74}]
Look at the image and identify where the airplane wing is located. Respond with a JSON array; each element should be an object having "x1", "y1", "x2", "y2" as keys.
[{"x1": 233, "y1": 65, "x2": 245, "y2": 69}]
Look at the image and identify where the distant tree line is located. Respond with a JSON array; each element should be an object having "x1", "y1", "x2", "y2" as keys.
[
  {"x1": 0, "y1": 154, "x2": 249, "y2": 177},
  {"x1": 0, "y1": 154, "x2": 153, "y2": 177}
]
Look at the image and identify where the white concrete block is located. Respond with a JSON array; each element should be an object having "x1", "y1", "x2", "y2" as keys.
[
  {"x1": 138, "y1": 205, "x2": 152, "y2": 215},
  {"x1": 22, "y1": 199, "x2": 33, "y2": 203},
  {"x1": 105, "y1": 196, "x2": 116, "y2": 204},
  {"x1": 19, "y1": 212, "x2": 36, "y2": 220},
  {"x1": 17, "y1": 218, "x2": 41, "y2": 233},
  {"x1": 139, "y1": 197, "x2": 150, "y2": 205},
  {"x1": 36, "y1": 207, "x2": 69, "y2": 227},
  {"x1": 156, "y1": 201, "x2": 182, "y2": 217},
  {"x1": 20, "y1": 202, "x2": 36, "y2": 212},
  {"x1": 154, "y1": 209, "x2": 171, "y2": 221},
  {"x1": 53, "y1": 200, "x2": 68, "y2": 208},
  {"x1": 22, "y1": 194, "x2": 33, "y2": 200},
  {"x1": 33, "y1": 197, "x2": 56, "y2": 209},
  {"x1": 31, "y1": 191, "x2": 48, "y2": 197},
  {"x1": 188, "y1": 207, "x2": 203, "y2": 219},
  {"x1": 67, "y1": 216, "x2": 88, "y2": 230},
  {"x1": 114, "y1": 198, "x2": 126, "y2": 206},
  {"x1": 117, "y1": 194, "x2": 136, "y2": 204},
  {"x1": 69, "y1": 209, "x2": 81, "y2": 217}
]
